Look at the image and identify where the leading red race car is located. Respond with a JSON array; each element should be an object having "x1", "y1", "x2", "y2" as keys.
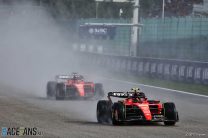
[
  {"x1": 97, "y1": 88, "x2": 179, "y2": 126},
  {"x1": 47, "y1": 73, "x2": 104, "y2": 100}
]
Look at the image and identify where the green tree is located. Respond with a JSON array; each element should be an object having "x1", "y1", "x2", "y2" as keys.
[{"x1": 46, "y1": 0, "x2": 96, "y2": 18}]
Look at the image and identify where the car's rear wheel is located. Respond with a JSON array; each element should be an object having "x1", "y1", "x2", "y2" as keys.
[
  {"x1": 55, "y1": 83, "x2": 65, "y2": 100},
  {"x1": 97, "y1": 100, "x2": 111, "y2": 123},
  {"x1": 163, "y1": 102, "x2": 179, "y2": 126},
  {"x1": 46, "y1": 81, "x2": 57, "y2": 98}
]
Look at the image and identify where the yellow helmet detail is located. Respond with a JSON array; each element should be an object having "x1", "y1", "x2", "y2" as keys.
[{"x1": 131, "y1": 88, "x2": 140, "y2": 92}]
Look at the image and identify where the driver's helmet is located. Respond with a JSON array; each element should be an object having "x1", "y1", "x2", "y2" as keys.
[
  {"x1": 131, "y1": 88, "x2": 141, "y2": 93},
  {"x1": 131, "y1": 88, "x2": 141, "y2": 94},
  {"x1": 131, "y1": 88, "x2": 141, "y2": 99},
  {"x1": 72, "y1": 73, "x2": 78, "y2": 80}
]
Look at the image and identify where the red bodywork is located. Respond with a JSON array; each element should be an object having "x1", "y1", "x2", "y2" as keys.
[
  {"x1": 123, "y1": 98, "x2": 163, "y2": 121},
  {"x1": 64, "y1": 79, "x2": 95, "y2": 97},
  {"x1": 99, "y1": 91, "x2": 178, "y2": 125}
]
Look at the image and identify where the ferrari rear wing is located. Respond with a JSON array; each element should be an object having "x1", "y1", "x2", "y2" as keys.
[
  {"x1": 108, "y1": 92, "x2": 129, "y2": 98},
  {"x1": 56, "y1": 75, "x2": 71, "y2": 79},
  {"x1": 108, "y1": 92, "x2": 145, "y2": 98}
]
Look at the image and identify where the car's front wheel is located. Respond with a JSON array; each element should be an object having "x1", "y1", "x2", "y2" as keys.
[
  {"x1": 163, "y1": 102, "x2": 179, "y2": 126},
  {"x1": 112, "y1": 102, "x2": 124, "y2": 125}
]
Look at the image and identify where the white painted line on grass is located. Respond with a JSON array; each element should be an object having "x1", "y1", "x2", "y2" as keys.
[{"x1": 101, "y1": 77, "x2": 208, "y2": 98}]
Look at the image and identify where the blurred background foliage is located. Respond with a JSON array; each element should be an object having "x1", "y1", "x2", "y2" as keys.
[
  {"x1": 28, "y1": 0, "x2": 202, "y2": 19},
  {"x1": 0, "y1": 0, "x2": 203, "y2": 18}
]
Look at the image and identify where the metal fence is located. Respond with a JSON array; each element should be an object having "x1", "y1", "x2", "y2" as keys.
[
  {"x1": 78, "y1": 52, "x2": 208, "y2": 85},
  {"x1": 77, "y1": 17, "x2": 208, "y2": 41},
  {"x1": 140, "y1": 17, "x2": 208, "y2": 41},
  {"x1": 74, "y1": 17, "x2": 208, "y2": 61}
]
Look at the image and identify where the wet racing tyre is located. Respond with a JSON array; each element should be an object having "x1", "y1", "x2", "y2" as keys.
[
  {"x1": 163, "y1": 102, "x2": 179, "y2": 126},
  {"x1": 55, "y1": 83, "x2": 65, "y2": 100},
  {"x1": 112, "y1": 102, "x2": 124, "y2": 125},
  {"x1": 97, "y1": 100, "x2": 111, "y2": 123},
  {"x1": 46, "y1": 81, "x2": 57, "y2": 98}
]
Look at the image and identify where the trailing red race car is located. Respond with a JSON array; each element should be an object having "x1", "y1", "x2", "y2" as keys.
[
  {"x1": 97, "y1": 88, "x2": 179, "y2": 126},
  {"x1": 47, "y1": 73, "x2": 104, "y2": 100}
]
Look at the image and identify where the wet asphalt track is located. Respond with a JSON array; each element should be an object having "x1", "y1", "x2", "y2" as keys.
[{"x1": 0, "y1": 77, "x2": 208, "y2": 138}]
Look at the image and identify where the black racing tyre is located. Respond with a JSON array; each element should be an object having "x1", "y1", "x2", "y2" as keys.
[
  {"x1": 163, "y1": 102, "x2": 179, "y2": 126},
  {"x1": 97, "y1": 100, "x2": 111, "y2": 123},
  {"x1": 94, "y1": 83, "x2": 104, "y2": 100},
  {"x1": 46, "y1": 81, "x2": 57, "y2": 98},
  {"x1": 55, "y1": 83, "x2": 65, "y2": 100},
  {"x1": 112, "y1": 102, "x2": 124, "y2": 125}
]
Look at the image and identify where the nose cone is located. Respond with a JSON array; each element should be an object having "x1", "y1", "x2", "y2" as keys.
[
  {"x1": 138, "y1": 104, "x2": 152, "y2": 121},
  {"x1": 145, "y1": 113, "x2": 152, "y2": 120}
]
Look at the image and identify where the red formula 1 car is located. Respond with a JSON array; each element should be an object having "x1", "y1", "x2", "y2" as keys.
[
  {"x1": 97, "y1": 88, "x2": 179, "y2": 126},
  {"x1": 47, "y1": 73, "x2": 104, "y2": 100}
]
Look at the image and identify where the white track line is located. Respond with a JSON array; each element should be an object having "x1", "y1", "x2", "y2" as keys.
[{"x1": 101, "y1": 77, "x2": 208, "y2": 98}]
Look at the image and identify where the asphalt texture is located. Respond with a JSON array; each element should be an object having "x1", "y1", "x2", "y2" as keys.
[{"x1": 0, "y1": 77, "x2": 208, "y2": 138}]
